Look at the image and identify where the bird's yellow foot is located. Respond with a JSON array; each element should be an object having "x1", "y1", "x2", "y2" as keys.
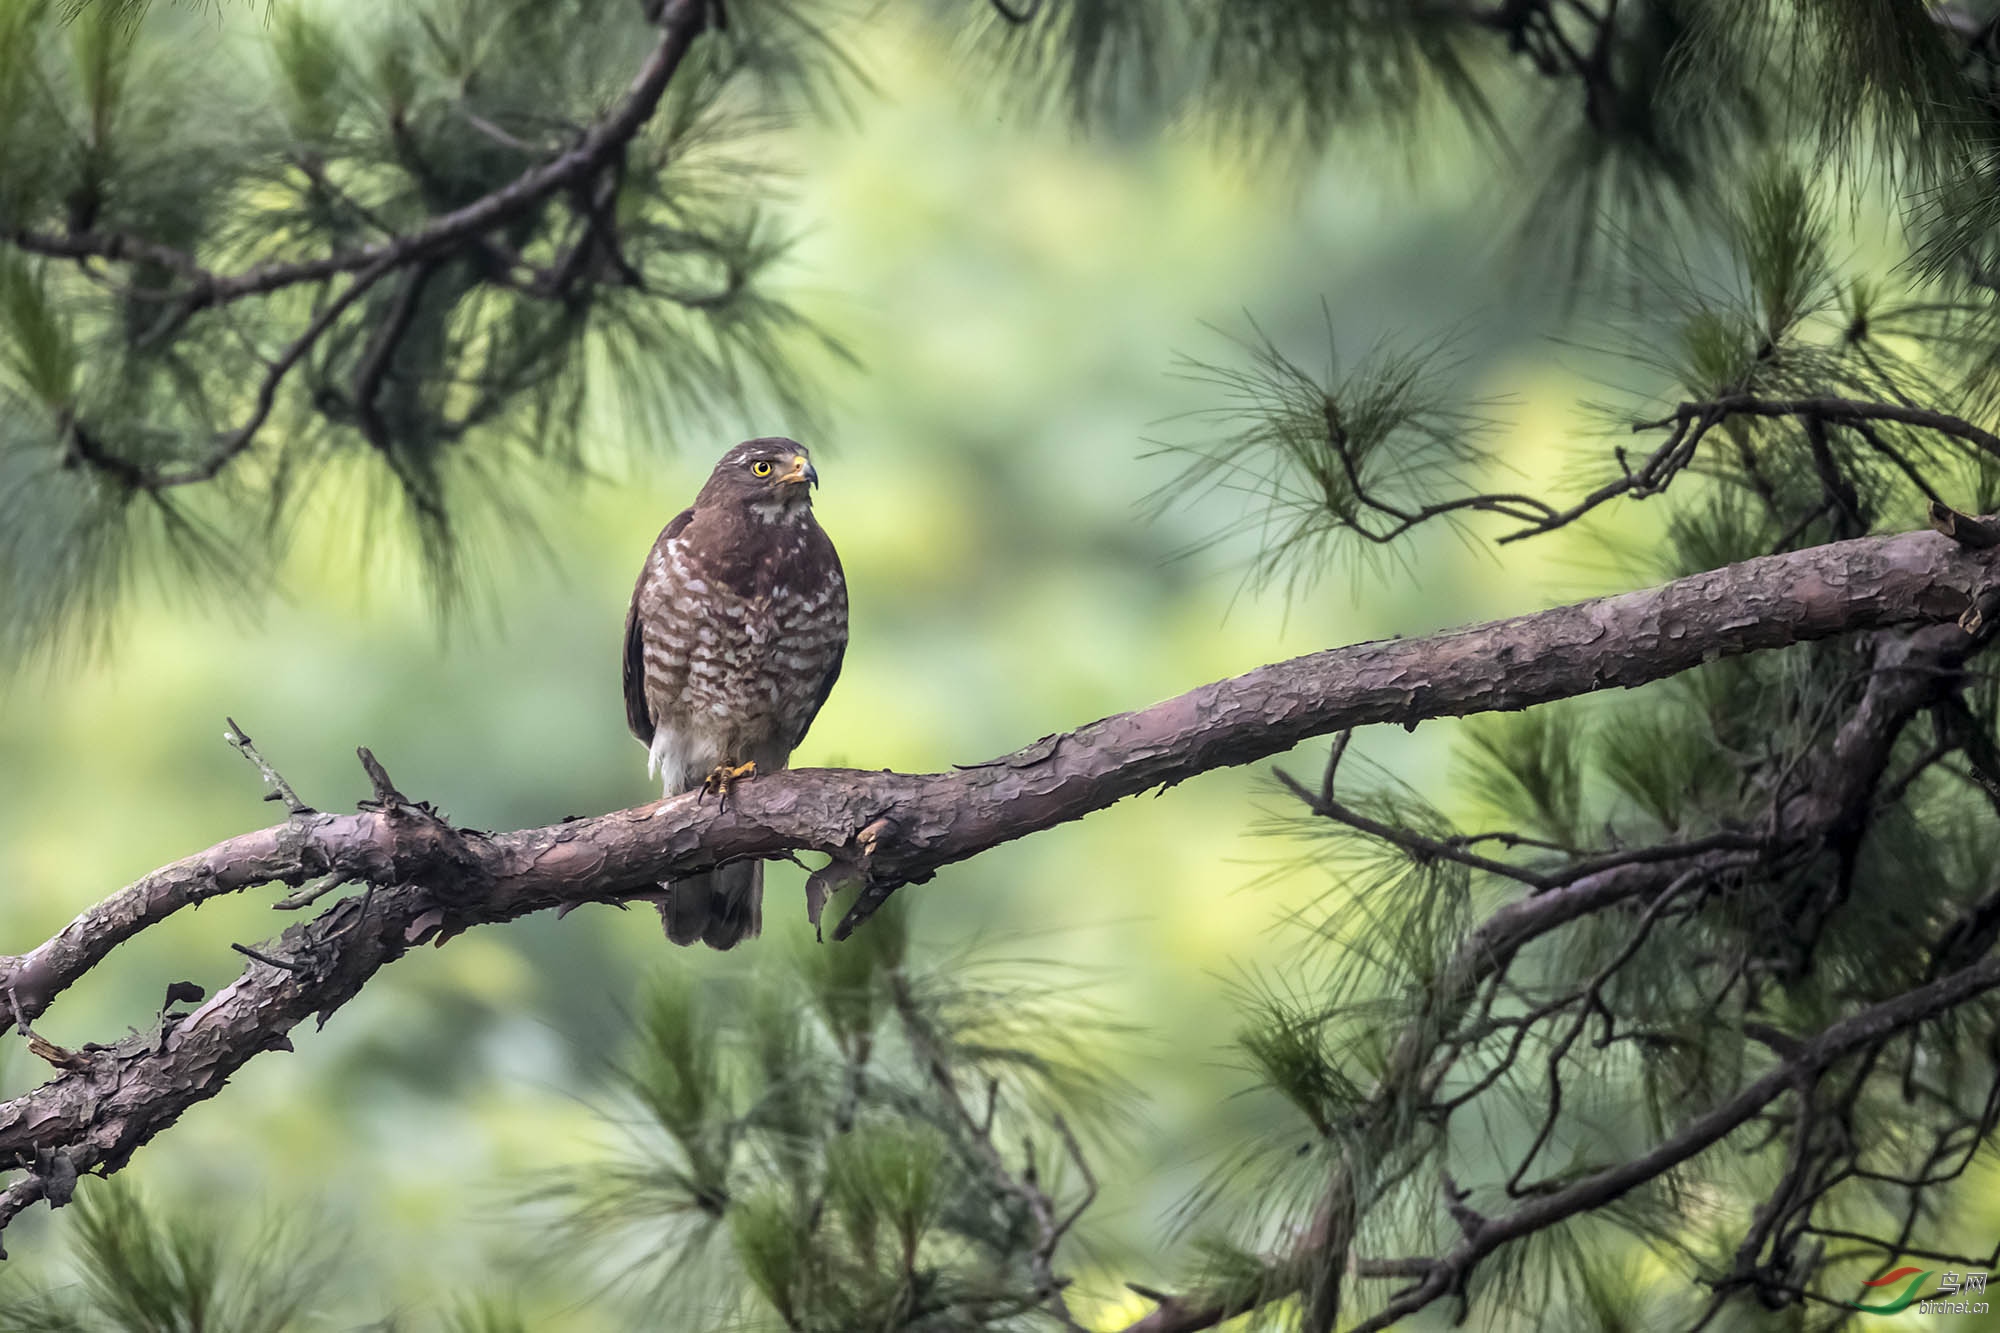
[{"x1": 701, "y1": 760, "x2": 758, "y2": 801}]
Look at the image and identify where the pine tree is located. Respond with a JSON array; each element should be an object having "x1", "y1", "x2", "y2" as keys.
[{"x1": 6, "y1": 2, "x2": 2000, "y2": 1331}]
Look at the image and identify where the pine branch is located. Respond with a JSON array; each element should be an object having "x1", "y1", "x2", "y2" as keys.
[
  {"x1": 1346, "y1": 948, "x2": 2000, "y2": 1332},
  {"x1": 6, "y1": 2, "x2": 710, "y2": 316},
  {"x1": 3, "y1": 0, "x2": 716, "y2": 494},
  {"x1": 1491, "y1": 396, "x2": 2000, "y2": 544},
  {"x1": 0, "y1": 521, "x2": 1994, "y2": 1254},
  {"x1": 888, "y1": 967, "x2": 1097, "y2": 1329},
  {"x1": 1131, "y1": 610, "x2": 1990, "y2": 1331}
]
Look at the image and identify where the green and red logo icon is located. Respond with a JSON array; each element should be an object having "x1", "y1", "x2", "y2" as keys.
[{"x1": 1848, "y1": 1267, "x2": 1933, "y2": 1314}]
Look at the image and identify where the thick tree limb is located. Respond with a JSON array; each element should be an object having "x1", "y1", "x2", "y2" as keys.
[{"x1": 0, "y1": 522, "x2": 1996, "y2": 1252}]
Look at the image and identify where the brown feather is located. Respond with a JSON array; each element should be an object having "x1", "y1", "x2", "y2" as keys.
[{"x1": 623, "y1": 506, "x2": 693, "y2": 744}]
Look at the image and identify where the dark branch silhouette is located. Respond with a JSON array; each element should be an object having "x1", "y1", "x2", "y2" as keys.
[{"x1": 1492, "y1": 398, "x2": 2000, "y2": 545}]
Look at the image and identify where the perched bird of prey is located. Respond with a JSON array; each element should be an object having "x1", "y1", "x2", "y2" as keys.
[{"x1": 623, "y1": 438, "x2": 848, "y2": 948}]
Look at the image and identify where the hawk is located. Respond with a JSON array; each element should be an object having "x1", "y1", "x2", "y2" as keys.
[{"x1": 623, "y1": 438, "x2": 848, "y2": 948}]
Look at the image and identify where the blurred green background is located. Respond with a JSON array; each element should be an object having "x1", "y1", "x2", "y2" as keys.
[{"x1": 0, "y1": 12, "x2": 1613, "y2": 1327}]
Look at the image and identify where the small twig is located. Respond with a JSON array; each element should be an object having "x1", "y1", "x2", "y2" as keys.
[
  {"x1": 224, "y1": 718, "x2": 315, "y2": 815},
  {"x1": 1273, "y1": 765, "x2": 1550, "y2": 889},
  {"x1": 290, "y1": 154, "x2": 397, "y2": 236},
  {"x1": 832, "y1": 877, "x2": 902, "y2": 939},
  {"x1": 1505, "y1": 869, "x2": 1710, "y2": 1197},
  {"x1": 455, "y1": 104, "x2": 550, "y2": 154},
  {"x1": 1930, "y1": 499, "x2": 2000, "y2": 550},
  {"x1": 0, "y1": 1177, "x2": 47, "y2": 1257},
  {"x1": 832, "y1": 817, "x2": 906, "y2": 939},
  {"x1": 1356, "y1": 1256, "x2": 1440, "y2": 1280},
  {"x1": 1770, "y1": 499, "x2": 1834, "y2": 554},
  {"x1": 7, "y1": 986, "x2": 86, "y2": 1070},
  {"x1": 1441, "y1": 1172, "x2": 1486, "y2": 1239},
  {"x1": 1050, "y1": 1112, "x2": 1098, "y2": 1239},
  {"x1": 356, "y1": 747, "x2": 407, "y2": 807},
  {"x1": 1474, "y1": 393, "x2": 2000, "y2": 548},
  {"x1": 5, "y1": 987, "x2": 36, "y2": 1042},
  {"x1": 230, "y1": 942, "x2": 302, "y2": 973},
  {"x1": 324, "y1": 881, "x2": 378, "y2": 943},
  {"x1": 350, "y1": 260, "x2": 442, "y2": 451},
  {"x1": 274, "y1": 871, "x2": 356, "y2": 912},
  {"x1": 1319, "y1": 730, "x2": 1353, "y2": 808}
]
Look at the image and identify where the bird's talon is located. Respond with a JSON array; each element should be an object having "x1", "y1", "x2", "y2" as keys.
[{"x1": 701, "y1": 761, "x2": 758, "y2": 801}]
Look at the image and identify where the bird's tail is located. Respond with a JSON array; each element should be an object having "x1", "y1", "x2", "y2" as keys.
[{"x1": 659, "y1": 859, "x2": 763, "y2": 950}]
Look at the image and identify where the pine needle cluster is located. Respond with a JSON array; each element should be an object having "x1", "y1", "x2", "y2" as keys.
[{"x1": 526, "y1": 902, "x2": 1125, "y2": 1331}]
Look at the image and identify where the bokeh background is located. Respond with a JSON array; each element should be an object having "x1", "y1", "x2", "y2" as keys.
[{"x1": 0, "y1": 10, "x2": 1630, "y2": 1326}]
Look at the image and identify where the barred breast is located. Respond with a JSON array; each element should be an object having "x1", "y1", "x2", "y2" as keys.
[{"x1": 636, "y1": 509, "x2": 846, "y2": 794}]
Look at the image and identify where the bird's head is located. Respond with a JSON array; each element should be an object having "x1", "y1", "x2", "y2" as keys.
[{"x1": 697, "y1": 437, "x2": 819, "y2": 514}]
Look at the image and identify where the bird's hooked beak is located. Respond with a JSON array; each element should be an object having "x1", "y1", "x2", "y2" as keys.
[{"x1": 778, "y1": 454, "x2": 818, "y2": 489}]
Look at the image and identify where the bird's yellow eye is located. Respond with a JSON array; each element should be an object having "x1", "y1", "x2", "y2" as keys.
[{"x1": 751, "y1": 460, "x2": 773, "y2": 477}]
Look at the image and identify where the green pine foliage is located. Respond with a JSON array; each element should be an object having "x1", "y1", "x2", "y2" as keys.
[
  {"x1": 0, "y1": 1180, "x2": 556, "y2": 1331},
  {"x1": 1148, "y1": 322, "x2": 1507, "y2": 597},
  {"x1": 527, "y1": 900, "x2": 1124, "y2": 1331},
  {"x1": 0, "y1": 1181, "x2": 337, "y2": 1333},
  {"x1": 0, "y1": 0, "x2": 843, "y2": 662}
]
